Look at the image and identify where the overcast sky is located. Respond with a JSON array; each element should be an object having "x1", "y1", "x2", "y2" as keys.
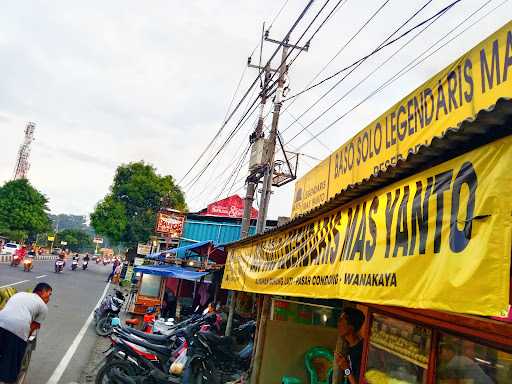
[{"x1": 0, "y1": 0, "x2": 510, "y2": 220}]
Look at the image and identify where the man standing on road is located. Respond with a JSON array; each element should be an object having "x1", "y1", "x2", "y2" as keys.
[{"x1": 0, "y1": 283, "x2": 52, "y2": 383}]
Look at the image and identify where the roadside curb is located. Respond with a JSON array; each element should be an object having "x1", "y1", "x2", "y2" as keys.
[{"x1": 0, "y1": 255, "x2": 58, "y2": 263}]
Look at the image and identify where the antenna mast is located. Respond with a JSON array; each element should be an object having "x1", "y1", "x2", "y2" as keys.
[{"x1": 13, "y1": 122, "x2": 36, "y2": 180}]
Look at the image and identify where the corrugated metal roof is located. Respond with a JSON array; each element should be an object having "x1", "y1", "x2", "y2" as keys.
[{"x1": 227, "y1": 98, "x2": 512, "y2": 248}]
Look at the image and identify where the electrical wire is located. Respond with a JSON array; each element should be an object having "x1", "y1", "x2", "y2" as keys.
[
  {"x1": 284, "y1": 0, "x2": 459, "y2": 147},
  {"x1": 178, "y1": 0, "x2": 314, "y2": 187},
  {"x1": 295, "y1": 0, "x2": 506, "y2": 151},
  {"x1": 178, "y1": 0, "x2": 316, "y2": 189},
  {"x1": 278, "y1": 0, "x2": 434, "y2": 143}
]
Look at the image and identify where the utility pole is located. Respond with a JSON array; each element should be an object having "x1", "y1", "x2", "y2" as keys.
[{"x1": 226, "y1": 59, "x2": 274, "y2": 337}]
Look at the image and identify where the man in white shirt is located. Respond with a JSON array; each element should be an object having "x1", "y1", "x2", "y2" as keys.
[{"x1": 0, "y1": 282, "x2": 52, "y2": 383}]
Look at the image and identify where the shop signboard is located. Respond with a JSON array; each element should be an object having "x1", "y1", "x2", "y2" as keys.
[
  {"x1": 155, "y1": 211, "x2": 185, "y2": 238},
  {"x1": 47, "y1": 235, "x2": 55, "y2": 241},
  {"x1": 204, "y1": 195, "x2": 258, "y2": 219},
  {"x1": 223, "y1": 136, "x2": 512, "y2": 316},
  {"x1": 134, "y1": 257, "x2": 145, "y2": 266},
  {"x1": 93, "y1": 237, "x2": 103, "y2": 244},
  {"x1": 137, "y1": 243, "x2": 151, "y2": 256},
  {"x1": 291, "y1": 20, "x2": 512, "y2": 217}
]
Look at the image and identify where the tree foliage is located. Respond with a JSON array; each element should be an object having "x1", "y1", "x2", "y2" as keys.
[
  {"x1": 91, "y1": 162, "x2": 186, "y2": 247},
  {"x1": 56, "y1": 229, "x2": 94, "y2": 252},
  {"x1": 50, "y1": 214, "x2": 91, "y2": 233},
  {"x1": 0, "y1": 179, "x2": 51, "y2": 241}
]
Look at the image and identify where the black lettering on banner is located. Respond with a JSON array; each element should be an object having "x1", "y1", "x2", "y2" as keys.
[
  {"x1": 394, "y1": 186, "x2": 410, "y2": 257},
  {"x1": 328, "y1": 211, "x2": 342, "y2": 264},
  {"x1": 504, "y1": 31, "x2": 512, "y2": 81},
  {"x1": 407, "y1": 98, "x2": 415, "y2": 135},
  {"x1": 433, "y1": 170, "x2": 454, "y2": 253},
  {"x1": 397, "y1": 104, "x2": 407, "y2": 141},
  {"x1": 410, "y1": 178, "x2": 433, "y2": 255},
  {"x1": 374, "y1": 123, "x2": 382, "y2": 155},
  {"x1": 457, "y1": 64, "x2": 463, "y2": 108},
  {"x1": 424, "y1": 88, "x2": 434, "y2": 125},
  {"x1": 480, "y1": 39, "x2": 501, "y2": 92},
  {"x1": 350, "y1": 201, "x2": 367, "y2": 260},
  {"x1": 385, "y1": 189, "x2": 401, "y2": 258},
  {"x1": 450, "y1": 162, "x2": 477, "y2": 252},
  {"x1": 464, "y1": 59, "x2": 474, "y2": 103},
  {"x1": 435, "y1": 79, "x2": 448, "y2": 120},
  {"x1": 447, "y1": 70, "x2": 458, "y2": 111},
  {"x1": 341, "y1": 205, "x2": 360, "y2": 260},
  {"x1": 366, "y1": 196, "x2": 379, "y2": 261}
]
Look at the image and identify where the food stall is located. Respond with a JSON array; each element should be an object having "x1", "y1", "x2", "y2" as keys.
[
  {"x1": 221, "y1": 21, "x2": 512, "y2": 384},
  {"x1": 130, "y1": 264, "x2": 209, "y2": 316}
]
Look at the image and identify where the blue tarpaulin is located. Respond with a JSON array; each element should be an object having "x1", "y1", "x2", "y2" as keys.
[
  {"x1": 134, "y1": 264, "x2": 209, "y2": 281},
  {"x1": 144, "y1": 240, "x2": 226, "y2": 264}
]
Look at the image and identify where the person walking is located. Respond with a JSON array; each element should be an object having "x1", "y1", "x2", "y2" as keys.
[
  {"x1": 106, "y1": 258, "x2": 120, "y2": 282},
  {"x1": 0, "y1": 283, "x2": 52, "y2": 383}
]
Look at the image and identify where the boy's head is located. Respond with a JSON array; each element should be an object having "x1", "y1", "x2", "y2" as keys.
[{"x1": 337, "y1": 307, "x2": 365, "y2": 337}]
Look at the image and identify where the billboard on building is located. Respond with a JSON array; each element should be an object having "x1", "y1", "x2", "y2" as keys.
[{"x1": 155, "y1": 211, "x2": 185, "y2": 238}]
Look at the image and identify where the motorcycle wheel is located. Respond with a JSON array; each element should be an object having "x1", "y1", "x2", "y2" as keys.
[
  {"x1": 95, "y1": 359, "x2": 137, "y2": 384},
  {"x1": 96, "y1": 317, "x2": 113, "y2": 336}
]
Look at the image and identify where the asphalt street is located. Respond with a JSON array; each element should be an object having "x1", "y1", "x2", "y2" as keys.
[{"x1": 0, "y1": 259, "x2": 114, "y2": 384}]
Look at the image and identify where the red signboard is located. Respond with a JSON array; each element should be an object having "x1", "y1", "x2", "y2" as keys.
[
  {"x1": 155, "y1": 211, "x2": 185, "y2": 238},
  {"x1": 203, "y1": 195, "x2": 258, "y2": 219}
]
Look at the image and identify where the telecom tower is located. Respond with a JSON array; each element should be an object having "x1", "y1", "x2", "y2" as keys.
[{"x1": 13, "y1": 122, "x2": 36, "y2": 180}]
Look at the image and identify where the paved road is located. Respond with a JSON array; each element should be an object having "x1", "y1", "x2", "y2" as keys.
[{"x1": 0, "y1": 259, "x2": 114, "y2": 384}]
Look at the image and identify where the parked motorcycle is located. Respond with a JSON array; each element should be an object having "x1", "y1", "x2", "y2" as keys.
[
  {"x1": 181, "y1": 321, "x2": 255, "y2": 384},
  {"x1": 94, "y1": 290, "x2": 125, "y2": 336},
  {"x1": 10, "y1": 255, "x2": 21, "y2": 267},
  {"x1": 23, "y1": 258, "x2": 33, "y2": 272},
  {"x1": 54, "y1": 259, "x2": 64, "y2": 273},
  {"x1": 95, "y1": 314, "x2": 218, "y2": 384},
  {"x1": 82, "y1": 260, "x2": 89, "y2": 270}
]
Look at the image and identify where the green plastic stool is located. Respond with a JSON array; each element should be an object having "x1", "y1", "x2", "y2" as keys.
[
  {"x1": 281, "y1": 377, "x2": 302, "y2": 384},
  {"x1": 305, "y1": 347, "x2": 333, "y2": 384},
  {"x1": 281, "y1": 347, "x2": 333, "y2": 384}
]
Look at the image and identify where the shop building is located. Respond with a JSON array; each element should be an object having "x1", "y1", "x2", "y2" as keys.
[{"x1": 222, "y1": 21, "x2": 512, "y2": 384}]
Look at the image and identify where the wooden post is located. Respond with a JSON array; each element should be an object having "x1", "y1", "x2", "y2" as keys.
[{"x1": 250, "y1": 295, "x2": 271, "y2": 384}]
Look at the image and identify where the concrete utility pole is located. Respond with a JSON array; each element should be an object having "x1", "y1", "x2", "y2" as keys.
[{"x1": 226, "y1": 61, "x2": 273, "y2": 337}]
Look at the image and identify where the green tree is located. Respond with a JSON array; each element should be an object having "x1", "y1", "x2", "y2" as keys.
[
  {"x1": 56, "y1": 229, "x2": 94, "y2": 252},
  {"x1": 91, "y1": 162, "x2": 186, "y2": 247},
  {"x1": 0, "y1": 179, "x2": 51, "y2": 242}
]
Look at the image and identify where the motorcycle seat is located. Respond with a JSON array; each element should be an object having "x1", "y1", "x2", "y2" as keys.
[
  {"x1": 123, "y1": 334, "x2": 175, "y2": 356},
  {"x1": 122, "y1": 327, "x2": 173, "y2": 344},
  {"x1": 200, "y1": 331, "x2": 235, "y2": 347}
]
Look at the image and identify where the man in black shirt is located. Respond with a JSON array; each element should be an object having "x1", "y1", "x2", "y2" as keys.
[{"x1": 335, "y1": 307, "x2": 365, "y2": 384}]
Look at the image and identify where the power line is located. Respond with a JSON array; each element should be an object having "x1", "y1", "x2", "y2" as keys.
[
  {"x1": 178, "y1": 0, "x2": 314, "y2": 187},
  {"x1": 178, "y1": 0, "x2": 316, "y2": 188},
  {"x1": 284, "y1": 0, "x2": 459, "y2": 147},
  {"x1": 295, "y1": 0, "x2": 504, "y2": 151},
  {"x1": 278, "y1": 0, "x2": 434, "y2": 143}
]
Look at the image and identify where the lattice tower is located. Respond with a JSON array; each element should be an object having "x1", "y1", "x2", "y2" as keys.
[{"x1": 13, "y1": 122, "x2": 36, "y2": 180}]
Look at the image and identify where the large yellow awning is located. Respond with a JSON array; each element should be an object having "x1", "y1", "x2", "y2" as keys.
[{"x1": 291, "y1": 20, "x2": 512, "y2": 218}]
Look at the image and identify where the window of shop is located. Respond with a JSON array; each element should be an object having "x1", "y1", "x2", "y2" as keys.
[
  {"x1": 139, "y1": 274, "x2": 162, "y2": 297},
  {"x1": 436, "y1": 333, "x2": 512, "y2": 383},
  {"x1": 270, "y1": 298, "x2": 341, "y2": 327},
  {"x1": 365, "y1": 313, "x2": 431, "y2": 384}
]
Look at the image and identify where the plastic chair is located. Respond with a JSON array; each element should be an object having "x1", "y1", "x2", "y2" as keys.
[
  {"x1": 281, "y1": 346, "x2": 333, "y2": 384},
  {"x1": 305, "y1": 347, "x2": 333, "y2": 384}
]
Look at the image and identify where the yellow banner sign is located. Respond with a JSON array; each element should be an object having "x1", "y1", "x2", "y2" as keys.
[
  {"x1": 291, "y1": 158, "x2": 330, "y2": 217},
  {"x1": 223, "y1": 136, "x2": 512, "y2": 316},
  {"x1": 292, "y1": 21, "x2": 512, "y2": 217}
]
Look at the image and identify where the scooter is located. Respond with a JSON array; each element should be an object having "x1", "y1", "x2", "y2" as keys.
[
  {"x1": 82, "y1": 260, "x2": 89, "y2": 270},
  {"x1": 95, "y1": 290, "x2": 126, "y2": 336},
  {"x1": 23, "y1": 258, "x2": 33, "y2": 272},
  {"x1": 71, "y1": 259, "x2": 78, "y2": 271},
  {"x1": 54, "y1": 259, "x2": 64, "y2": 273},
  {"x1": 10, "y1": 255, "x2": 21, "y2": 267}
]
